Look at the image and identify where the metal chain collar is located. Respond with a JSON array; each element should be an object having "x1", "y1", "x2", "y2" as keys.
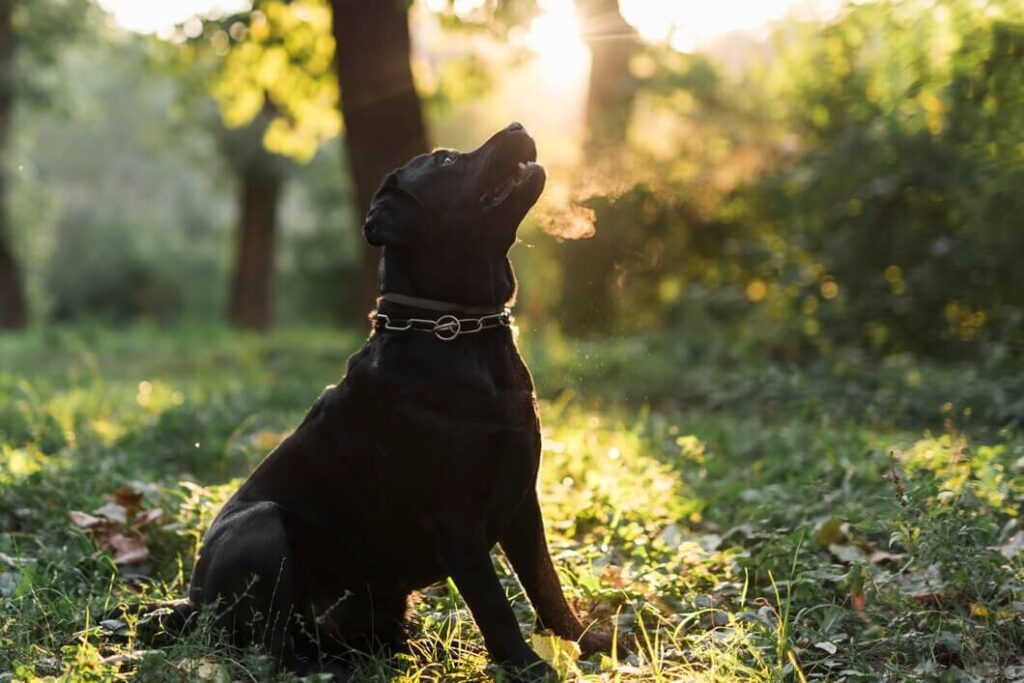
[{"x1": 371, "y1": 309, "x2": 512, "y2": 342}]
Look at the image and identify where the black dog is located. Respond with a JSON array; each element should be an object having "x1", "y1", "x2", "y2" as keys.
[{"x1": 148, "y1": 123, "x2": 619, "y2": 679}]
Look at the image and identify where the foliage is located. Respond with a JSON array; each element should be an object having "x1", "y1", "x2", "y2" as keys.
[
  {"x1": 11, "y1": 34, "x2": 234, "y2": 324},
  {"x1": 10, "y1": 26, "x2": 361, "y2": 326},
  {"x1": 215, "y1": 0, "x2": 339, "y2": 163},
  {"x1": 2, "y1": 326, "x2": 1023, "y2": 680},
  {"x1": 175, "y1": 0, "x2": 341, "y2": 164},
  {"x1": 512, "y1": 0, "x2": 1024, "y2": 358},
  {"x1": 427, "y1": 0, "x2": 540, "y2": 38},
  {"x1": 7, "y1": 0, "x2": 1024, "y2": 360},
  {"x1": 9, "y1": 0, "x2": 94, "y2": 105},
  {"x1": 713, "y1": 0, "x2": 1024, "y2": 356}
]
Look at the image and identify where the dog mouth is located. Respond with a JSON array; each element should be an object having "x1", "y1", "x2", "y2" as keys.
[{"x1": 480, "y1": 157, "x2": 543, "y2": 211}]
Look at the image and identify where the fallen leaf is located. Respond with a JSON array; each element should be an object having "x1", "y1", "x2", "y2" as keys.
[
  {"x1": 868, "y1": 550, "x2": 906, "y2": 564},
  {"x1": 112, "y1": 487, "x2": 144, "y2": 516},
  {"x1": 897, "y1": 563, "x2": 945, "y2": 598},
  {"x1": 814, "y1": 641, "x2": 838, "y2": 655},
  {"x1": 828, "y1": 544, "x2": 867, "y2": 563},
  {"x1": 910, "y1": 592, "x2": 945, "y2": 605},
  {"x1": 698, "y1": 533, "x2": 722, "y2": 552},
  {"x1": 600, "y1": 565, "x2": 626, "y2": 588},
  {"x1": 69, "y1": 511, "x2": 105, "y2": 529},
  {"x1": 132, "y1": 508, "x2": 163, "y2": 528},
  {"x1": 92, "y1": 502, "x2": 128, "y2": 525},
  {"x1": 998, "y1": 530, "x2": 1024, "y2": 559},
  {"x1": 814, "y1": 518, "x2": 845, "y2": 546},
  {"x1": 105, "y1": 533, "x2": 149, "y2": 565},
  {"x1": 531, "y1": 632, "x2": 581, "y2": 677}
]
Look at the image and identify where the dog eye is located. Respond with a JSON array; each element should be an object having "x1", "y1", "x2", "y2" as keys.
[{"x1": 440, "y1": 154, "x2": 456, "y2": 166}]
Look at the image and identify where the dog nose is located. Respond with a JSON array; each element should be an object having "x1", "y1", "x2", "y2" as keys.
[{"x1": 506, "y1": 121, "x2": 524, "y2": 132}]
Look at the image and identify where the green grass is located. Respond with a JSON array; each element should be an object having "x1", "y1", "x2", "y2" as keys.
[{"x1": 2, "y1": 324, "x2": 1023, "y2": 681}]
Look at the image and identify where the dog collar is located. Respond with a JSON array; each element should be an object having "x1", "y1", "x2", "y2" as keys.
[
  {"x1": 372, "y1": 293, "x2": 514, "y2": 341},
  {"x1": 370, "y1": 307, "x2": 513, "y2": 342}
]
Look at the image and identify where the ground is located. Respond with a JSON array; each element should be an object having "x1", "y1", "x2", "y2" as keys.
[{"x1": 1, "y1": 325, "x2": 1023, "y2": 681}]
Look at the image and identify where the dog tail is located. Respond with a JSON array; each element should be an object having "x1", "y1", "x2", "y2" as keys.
[{"x1": 114, "y1": 599, "x2": 198, "y2": 644}]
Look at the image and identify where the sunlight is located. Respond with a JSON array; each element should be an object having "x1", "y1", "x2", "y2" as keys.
[
  {"x1": 520, "y1": 0, "x2": 837, "y2": 87},
  {"x1": 523, "y1": 0, "x2": 590, "y2": 88},
  {"x1": 95, "y1": 0, "x2": 249, "y2": 35},
  {"x1": 620, "y1": 0, "x2": 842, "y2": 50},
  {"x1": 98, "y1": 0, "x2": 838, "y2": 54}
]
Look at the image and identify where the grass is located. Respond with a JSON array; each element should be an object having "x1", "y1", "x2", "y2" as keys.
[{"x1": 1, "y1": 323, "x2": 1023, "y2": 681}]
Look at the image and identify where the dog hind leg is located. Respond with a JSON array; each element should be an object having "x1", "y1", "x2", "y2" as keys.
[
  {"x1": 189, "y1": 501, "x2": 308, "y2": 666},
  {"x1": 311, "y1": 584, "x2": 411, "y2": 657}
]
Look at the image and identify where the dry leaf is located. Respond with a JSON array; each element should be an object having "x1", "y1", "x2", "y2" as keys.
[
  {"x1": 105, "y1": 533, "x2": 149, "y2": 565},
  {"x1": 68, "y1": 511, "x2": 105, "y2": 529},
  {"x1": 814, "y1": 518, "x2": 845, "y2": 546},
  {"x1": 531, "y1": 632, "x2": 581, "y2": 677},
  {"x1": 600, "y1": 565, "x2": 626, "y2": 588},
  {"x1": 112, "y1": 487, "x2": 144, "y2": 516},
  {"x1": 92, "y1": 502, "x2": 129, "y2": 525},
  {"x1": 132, "y1": 508, "x2": 163, "y2": 528},
  {"x1": 828, "y1": 544, "x2": 867, "y2": 563},
  {"x1": 999, "y1": 530, "x2": 1024, "y2": 559},
  {"x1": 814, "y1": 641, "x2": 838, "y2": 655},
  {"x1": 868, "y1": 550, "x2": 906, "y2": 564},
  {"x1": 69, "y1": 489, "x2": 161, "y2": 568},
  {"x1": 698, "y1": 533, "x2": 722, "y2": 552}
]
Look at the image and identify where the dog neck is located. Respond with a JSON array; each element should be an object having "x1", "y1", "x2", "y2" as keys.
[
  {"x1": 377, "y1": 249, "x2": 519, "y2": 314},
  {"x1": 377, "y1": 292, "x2": 507, "y2": 316}
]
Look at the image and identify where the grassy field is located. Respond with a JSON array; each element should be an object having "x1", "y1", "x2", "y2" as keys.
[{"x1": 2, "y1": 324, "x2": 1023, "y2": 681}]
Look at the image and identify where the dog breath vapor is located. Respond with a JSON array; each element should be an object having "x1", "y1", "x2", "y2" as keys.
[{"x1": 533, "y1": 161, "x2": 639, "y2": 241}]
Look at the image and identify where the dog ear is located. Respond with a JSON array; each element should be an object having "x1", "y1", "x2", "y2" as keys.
[{"x1": 363, "y1": 175, "x2": 427, "y2": 247}]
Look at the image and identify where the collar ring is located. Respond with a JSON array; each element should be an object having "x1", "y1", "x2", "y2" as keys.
[{"x1": 433, "y1": 315, "x2": 462, "y2": 341}]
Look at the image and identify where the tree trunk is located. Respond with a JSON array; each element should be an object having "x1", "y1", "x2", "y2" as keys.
[
  {"x1": 330, "y1": 0, "x2": 429, "y2": 315},
  {"x1": 561, "y1": 0, "x2": 636, "y2": 336},
  {"x1": 0, "y1": 0, "x2": 28, "y2": 329},
  {"x1": 227, "y1": 173, "x2": 281, "y2": 330}
]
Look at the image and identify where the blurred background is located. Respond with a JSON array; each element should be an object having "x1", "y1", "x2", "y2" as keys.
[{"x1": 1, "y1": 0, "x2": 1023, "y2": 358}]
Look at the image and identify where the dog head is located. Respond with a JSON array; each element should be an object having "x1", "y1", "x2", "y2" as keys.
[{"x1": 364, "y1": 122, "x2": 546, "y2": 307}]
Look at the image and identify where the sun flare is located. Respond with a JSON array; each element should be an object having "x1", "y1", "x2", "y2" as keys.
[
  {"x1": 523, "y1": 0, "x2": 590, "y2": 88},
  {"x1": 95, "y1": 0, "x2": 248, "y2": 35}
]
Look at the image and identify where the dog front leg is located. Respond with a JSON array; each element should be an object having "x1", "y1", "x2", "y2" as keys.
[
  {"x1": 441, "y1": 527, "x2": 555, "y2": 679},
  {"x1": 500, "y1": 492, "x2": 625, "y2": 657}
]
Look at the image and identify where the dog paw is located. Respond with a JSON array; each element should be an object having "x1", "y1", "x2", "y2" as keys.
[{"x1": 578, "y1": 631, "x2": 634, "y2": 659}]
